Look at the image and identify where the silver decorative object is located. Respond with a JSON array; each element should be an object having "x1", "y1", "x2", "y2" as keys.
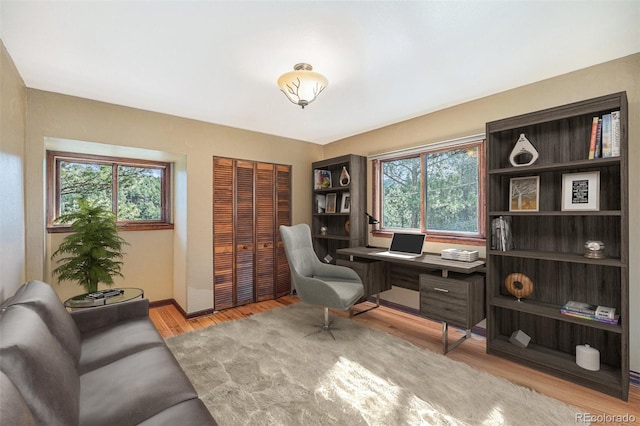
[{"x1": 584, "y1": 240, "x2": 605, "y2": 259}]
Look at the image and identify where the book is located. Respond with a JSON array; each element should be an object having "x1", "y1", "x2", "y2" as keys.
[
  {"x1": 314, "y1": 169, "x2": 331, "y2": 189},
  {"x1": 441, "y1": 248, "x2": 479, "y2": 262},
  {"x1": 560, "y1": 301, "x2": 619, "y2": 325},
  {"x1": 601, "y1": 113, "x2": 612, "y2": 158},
  {"x1": 588, "y1": 116, "x2": 599, "y2": 159},
  {"x1": 563, "y1": 300, "x2": 596, "y2": 315},
  {"x1": 560, "y1": 309, "x2": 620, "y2": 325},
  {"x1": 594, "y1": 117, "x2": 603, "y2": 158},
  {"x1": 611, "y1": 110, "x2": 621, "y2": 157},
  {"x1": 596, "y1": 305, "x2": 616, "y2": 320}
]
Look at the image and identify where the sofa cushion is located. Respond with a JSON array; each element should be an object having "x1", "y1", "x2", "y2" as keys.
[
  {"x1": 79, "y1": 346, "x2": 198, "y2": 426},
  {"x1": 2, "y1": 280, "x2": 82, "y2": 364},
  {"x1": 0, "y1": 305, "x2": 80, "y2": 425},
  {"x1": 1, "y1": 371, "x2": 36, "y2": 426},
  {"x1": 137, "y1": 398, "x2": 217, "y2": 425},
  {"x1": 78, "y1": 317, "x2": 165, "y2": 374}
]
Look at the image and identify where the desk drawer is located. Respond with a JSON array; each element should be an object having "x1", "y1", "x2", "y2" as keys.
[{"x1": 420, "y1": 276, "x2": 468, "y2": 327}]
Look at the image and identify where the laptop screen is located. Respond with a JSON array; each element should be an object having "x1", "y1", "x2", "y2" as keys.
[{"x1": 389, "y1": 233, "x2": 426, "y2": 255}]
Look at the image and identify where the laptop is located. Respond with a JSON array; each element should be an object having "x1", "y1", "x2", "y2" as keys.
[{"x1": 375, "y1": 232, "x2": 426, "y2": 259}]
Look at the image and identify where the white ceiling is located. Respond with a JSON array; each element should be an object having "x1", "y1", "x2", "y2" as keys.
[{"x1": 1, "y1": 1, "x2": 639, "y2": 145}]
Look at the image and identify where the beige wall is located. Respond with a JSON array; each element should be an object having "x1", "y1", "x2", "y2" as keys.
[
  {"x1": 4, "y1": 41, "x2": 638, "y2": 371},
  {"x1": 324, "y1": 53, "x2": 640, "y2": 372},
  {"x1": 25, "y1": 89, "x2": 322, "y2": 313},
  {"x1": 0, "y1": 42, "x2": 27, "y2": 301}
]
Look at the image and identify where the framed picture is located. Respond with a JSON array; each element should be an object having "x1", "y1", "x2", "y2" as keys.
[
  {"x1": 315, "y1": 194, "x2": 326, "y2": 213},
  {"x1": 340, "y1": 192, "x2": 351, "y2": 213},
  {"x1": 509, "y1": 176, "x2": 539, "y2": 212},
  {"x1": 562, "y1": 171, "x2": 600, "y2": 211},
  {"x1": 325, "y1": 193, "x2": 337, "y2": 213},
  {"x1": 314, "y1": 169, "x2": 331, "y2": 189}
]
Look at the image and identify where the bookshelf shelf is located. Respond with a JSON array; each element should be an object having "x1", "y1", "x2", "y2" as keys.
[
  {"x1": 488, "y1": 157, "x2": 621, "y2": 176},
  {"x1": 490, "y1": 337, "x2": 623, "y2": 397},
  {"x1": 490, "y1": 295, "x2": 622, "y2": 333},
  {"x1": 488, "y1": 249, "x2": 623, "y2": 267}
]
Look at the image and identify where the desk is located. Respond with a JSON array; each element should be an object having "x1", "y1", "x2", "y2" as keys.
[
  {"x1": 336, "y1": 246, "x2": 485, "y2": 277},
  {"x1": 336, "y1": 247, "x2": 485, "y2": 353}
]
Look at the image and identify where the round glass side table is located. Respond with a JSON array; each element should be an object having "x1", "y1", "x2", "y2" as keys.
[{"x1": 64, "y1": 288, "x2": 144, "y2": 309}]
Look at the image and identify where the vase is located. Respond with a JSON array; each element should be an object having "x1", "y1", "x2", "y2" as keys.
[{"x1": 339, "y1": 166, "x2": 350, "y2": 186}]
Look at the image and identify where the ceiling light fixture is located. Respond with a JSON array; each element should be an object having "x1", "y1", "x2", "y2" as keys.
[{"x1": 277, "y1": 63, "x2": 328, "y2": 109}]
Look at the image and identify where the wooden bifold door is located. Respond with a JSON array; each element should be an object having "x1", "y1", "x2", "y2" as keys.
[{"x1": 213, "y1": 157, "x2": 291, "y2": 310}]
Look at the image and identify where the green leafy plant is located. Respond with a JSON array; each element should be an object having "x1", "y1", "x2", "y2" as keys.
[{"x1": 51, "y1": 199, "x2": 129, "y2": 294}]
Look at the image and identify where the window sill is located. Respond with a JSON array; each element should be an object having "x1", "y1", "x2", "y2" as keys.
[
  {"x1": 47, "y1": 223, "x2": 174, "y2": 233},
  {"x1": 371, "y1": 230, "x2": 485, "y2": 246}
]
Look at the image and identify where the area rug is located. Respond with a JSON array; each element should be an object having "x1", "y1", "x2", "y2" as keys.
[{"x1": 166, "y1": 304, "x2": 586, "y2": 425}]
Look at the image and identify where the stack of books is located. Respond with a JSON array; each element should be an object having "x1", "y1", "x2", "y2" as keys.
[
  {"x1": 588, "y1": 111, "x2": 621, "y2": 159},
  {"x1": 561, "y1": 300, "x2": 619, "y2": 325},
  {"x1": 441, "y1": 248, "x2": 479, "y2": 262}
]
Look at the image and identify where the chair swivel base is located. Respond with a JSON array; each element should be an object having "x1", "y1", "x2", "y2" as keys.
[
  {"x1": 305, "y1": 307, "x2": 339, "y2": 340},
  {"x1": 305, "y1": 323, "x2": 340, "y2": 340}
]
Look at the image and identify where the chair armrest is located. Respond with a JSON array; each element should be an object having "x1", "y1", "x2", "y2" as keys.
[
  {"x1": 312, "y1": 263, "x2": 361, "y2": 282},
  {"x1": 70, "y1": 298, "x2": 150, "y2": 334}
]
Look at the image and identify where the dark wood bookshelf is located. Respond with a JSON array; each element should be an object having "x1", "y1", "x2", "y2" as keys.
[
  {"x1": 485, "y1": 92, "x2": 629, "y2": 400},
  {"x1": 311, "y1": 154, "x2": 367, "y2": 263}
]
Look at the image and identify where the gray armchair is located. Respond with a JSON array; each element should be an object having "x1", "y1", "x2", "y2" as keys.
[{"x1": 280, "y1": 224, "x2": 365, "y2": 339}]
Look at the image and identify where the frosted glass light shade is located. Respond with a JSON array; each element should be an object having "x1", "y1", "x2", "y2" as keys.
[{"x1": 277, "y1": 63, "x2": 328, "y2": 109}]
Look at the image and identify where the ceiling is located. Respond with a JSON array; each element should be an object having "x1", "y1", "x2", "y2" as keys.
[{"x1": 1, "y1": 1, "x2": 639, "y2": 145}]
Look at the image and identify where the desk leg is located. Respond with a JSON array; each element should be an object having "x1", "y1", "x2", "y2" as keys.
[
  {"x1": 353, "y1": 294, "x2": 381, "y2": 316},
  {"x1": 442, "y1": 322, "x2": 472, "y2": 354}
]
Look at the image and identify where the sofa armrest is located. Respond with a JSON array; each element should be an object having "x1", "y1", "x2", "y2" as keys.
[{"x1": 70, "y1": 298, "x2": 150, "y2": 334}]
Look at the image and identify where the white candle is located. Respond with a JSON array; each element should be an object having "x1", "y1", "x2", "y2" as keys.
[{"x1": 576, "y1": 344, "x2": 600, "y2": 371}]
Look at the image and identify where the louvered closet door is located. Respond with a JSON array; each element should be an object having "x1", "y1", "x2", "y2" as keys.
[
  {"x1": 255, "y1": 163, "x2": 275, "y2": 301},
  {"x1": 235, "y1": 160, "x2": 255, "y2": 306},
  {"x1": 213, "y1": 157, "x2": 234, "y2": 310},
  {"x1": 275, "y1": 164, "x2": 291, "y2": 297}
]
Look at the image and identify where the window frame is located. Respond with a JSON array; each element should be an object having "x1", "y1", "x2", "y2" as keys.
[
  {"x1": 47, "y1": 151, "x2": 173, "y2": 232},
  {"x1": 372, "y1": 139, "x2": 486, "y2": 245}
]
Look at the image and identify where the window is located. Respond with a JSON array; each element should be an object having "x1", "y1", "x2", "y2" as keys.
[
  {"x1": 47, "y1": 151, "x2": 172, "y2": 231},
  {"x1": 373, "y1": 139, "x2": 485, "y2": 244}
]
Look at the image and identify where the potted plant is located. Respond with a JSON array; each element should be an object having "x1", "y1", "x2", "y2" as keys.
[{"x1": 51, "y1": 199, "x2": 129, "y2": 294}]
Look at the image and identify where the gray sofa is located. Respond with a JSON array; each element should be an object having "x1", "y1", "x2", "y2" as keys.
[{"x1": 0, "y1": 280, "x2": 216, "y2": 425}]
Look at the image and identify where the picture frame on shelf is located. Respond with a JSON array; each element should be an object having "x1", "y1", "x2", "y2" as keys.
[
  {"x1": 340, "y1": 192, "x2": 351, "y2": 213},
  {"x1": 562, "y1": 171, "x2": 600, "y2": 211},
  {"x1": 314, "y1": 169, "x2": 332, "y2": 189},
  {"x1": 315, "y1": 194, "x2": 326, "y2": 213},
  {"x1": 509, "y1": 176, "x2": 539, "y2": 212},
  {"x1": 325, "y1": 193, "x2": 337, "y2": 213}
]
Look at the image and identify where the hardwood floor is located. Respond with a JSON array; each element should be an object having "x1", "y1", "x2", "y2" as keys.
[{"x1": 151, "y1": 296, "x2": 640, "y2": 423}]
